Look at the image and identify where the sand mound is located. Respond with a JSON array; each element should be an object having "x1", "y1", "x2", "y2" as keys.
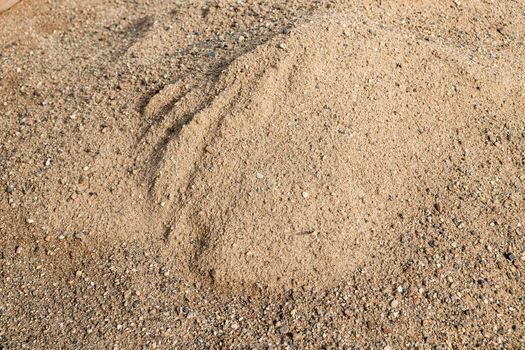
[
  {"x1": 131, "y1": 15, "x2": 521, "y2": 288},
  {"x1": 5, "y1": 9, "x2": 521, "y2": 290}
]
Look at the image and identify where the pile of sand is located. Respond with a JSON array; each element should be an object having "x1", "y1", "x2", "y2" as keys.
[
  {"x1": 2, "y1": 8, "x2": 522, "y2": 290},
  {"x1": 129, "y1": 15, "x2": 522, "y2": 288},
  {"x1": 2, "y1": 2, "x2": 525, "y2": 348}
]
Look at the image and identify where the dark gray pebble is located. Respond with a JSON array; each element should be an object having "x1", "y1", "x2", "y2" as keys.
[{"x1": 505, "y1": 252, "x2": 516, "y2": 261}]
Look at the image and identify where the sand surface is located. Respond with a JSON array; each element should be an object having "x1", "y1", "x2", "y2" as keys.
[{"x1": 1, "y1": 0, "x2": 524, "y2": 348}]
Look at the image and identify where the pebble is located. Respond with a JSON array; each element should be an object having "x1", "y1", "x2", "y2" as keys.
[
  {"x1": 124, "y1": 290, "x2": 133, "y2": 299},
  {"x1": 282, "y1": 27, "x2": 290, "y2": 34},
  {"x1": 390, "y1": 299, "x2": 399, "y2": 308},
  {"x1": 278, "y1": 43, "x2": 287, "y2": 50},
  {"x1": 207, "y1": 50, "x2": 216, "y2": 58},
  {"x1": 15, "y1": 246, "x2": 23, "y2": 254},
  {"x1": 505, "y1": 252, "x2": 516, "y2": 261},
  {"x1": 6, "y1": 185, "x2": 14, "y2": 193},
  {"x1": 74, "y1": 232, "x2": 85, "y2": 241},
  {"x1": 256, "y1": 171, "x2": 265, "y2": 179},
  {"x1": 26, "y1": 218, "x2": 34, "y2": 224},
  {"x1": 278, "y1": 325, "x2": 289, "y2": 334},
  {"x1": 302, "y1": 191, "x2": 309, "y2": 199},
  {"x1": 396, "y1": 286, "x2": 403, "y2": 293}
]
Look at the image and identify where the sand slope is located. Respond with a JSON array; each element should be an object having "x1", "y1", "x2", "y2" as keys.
[{"x1": 125, "y1": 16, "x2": 523, "y2": 288}]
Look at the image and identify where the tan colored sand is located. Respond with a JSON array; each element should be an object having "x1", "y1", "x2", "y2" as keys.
[{"x1": 1, "y1": 0, "x2": 524, "y2": 348}]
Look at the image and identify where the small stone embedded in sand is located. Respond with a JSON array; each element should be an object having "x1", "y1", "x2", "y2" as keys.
[
  {"x1": 6, "y1": 185, "x2": 13, "y2": 193},
  {"x1": 26, "y1": 218, "x2": 34, "y2": 224},
  {"x1": 255, "y1": 171, "x2": 265, "y2": 179},
  {"x1": 278, "y1": 325, "x2": 289, "y2": 334},
  {"x1": 390, "y1": 299, "x2": 399, "y2": 308},
  {"x1": 505, "y1": 252, "x2": 516, "y2": 261},
  {"x1": 15, "y1": 246, "x2": 23, "y2": 254},
  {"x1": 302, "y1": 191, "x2": 309, "y2": 199},
  {"x1": 74, "y1": 232, "x2": 85, "y2": 241}
]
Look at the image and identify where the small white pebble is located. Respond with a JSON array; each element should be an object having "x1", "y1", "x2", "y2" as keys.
[
  {"x1": 26, "y1": 218, "x2": 34, "y2": 224},
  {"x1": 390, "y1": 299, "x2": 399, "y2": 308},
  {"x1": 397, "y1": 286, "x2": 403, "y2": 293},
  {"x1": 302, "y1": 191, "x2": 309, "y2": 199}
]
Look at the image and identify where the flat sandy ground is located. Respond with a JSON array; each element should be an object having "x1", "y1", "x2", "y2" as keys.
[{"x1": 1, "y1": 0, "x2": 524, "y2": 349}]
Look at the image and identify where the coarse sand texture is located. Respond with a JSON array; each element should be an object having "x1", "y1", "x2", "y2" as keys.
[
  {"x1": 1, "y1": 1, "x2": 525, "y2": 348},
  {"x1": 120, "y1": 16, "x2": 522, "y2": 288}
]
